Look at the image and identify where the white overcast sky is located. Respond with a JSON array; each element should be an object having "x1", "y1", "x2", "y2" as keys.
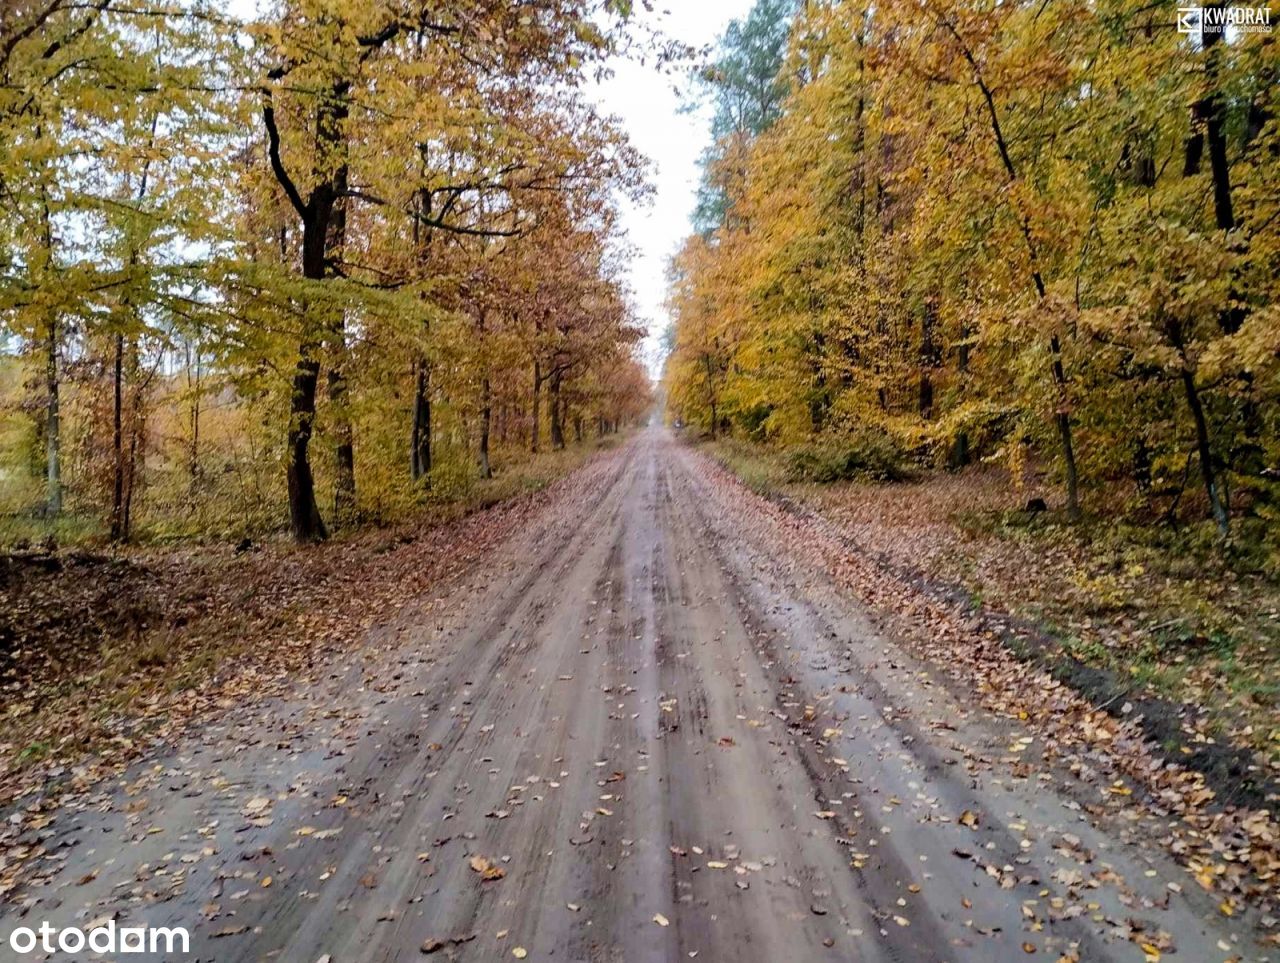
[
  {"x1": 593, "y1": 1, "x2": 756, "y2": 375},
  {"x1": 227, "y1": 0, "x2": 755, "y2": 376}
]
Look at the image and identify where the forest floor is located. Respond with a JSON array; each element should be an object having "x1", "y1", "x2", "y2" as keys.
[
  {"x1": 710, "y1": 438, "x2": 1280, "y2": 790},
  {"x1": 0, "y1": 428, "x2": 1276, "y2": 961}
]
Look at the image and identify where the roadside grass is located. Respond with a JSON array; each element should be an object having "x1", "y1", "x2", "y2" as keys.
[
  {"x1": 699, "y1": 436, "x2": 1280, "y2": 770},
  {"x1": 0, "y1": 513, "x2": 104, "y2": 548},
  {"x1": 458, "y1": 435, "x2": 622, "y2": 511},
  {"x1": 0, "y1": 435, "x2": 624, "y2": 552},
  {"x1": 706, "y1": 436, "x2": 796, "y2": 495}
]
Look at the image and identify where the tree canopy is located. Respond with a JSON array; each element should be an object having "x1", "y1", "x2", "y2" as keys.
[
  {"x1": 0, "y1": 0, "x2": 653, "y2": 543},
  {"x1": 664, "y1": 0, "x2": 1280, "y2": 558}
]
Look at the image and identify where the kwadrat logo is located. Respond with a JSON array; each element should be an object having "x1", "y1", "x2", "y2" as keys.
[
  {"x1": 1177, "y1": 4, "x2": 1273, "y2": 34},
  {"x1": 7, "y1": 919, "x2": 190, "y2": 955}
]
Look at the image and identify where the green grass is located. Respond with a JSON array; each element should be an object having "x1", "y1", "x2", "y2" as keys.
[
  {"x1": 702, "y1": 438, "x2": 791, "y2": 495},
  {"x1": 0, "y1": 512, "x2": 105, "y2": 549},
  {"x1": 0, "y1": 434, "x2": 625, "y2": 552}
]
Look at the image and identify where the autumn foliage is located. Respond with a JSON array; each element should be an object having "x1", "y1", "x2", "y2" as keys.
[
  {"x1": 664, "y1": 0, "x2": 1279, "y2": 556},
  {"x1": 0, "y1": 0, "x2": 652, "y2": 543}
]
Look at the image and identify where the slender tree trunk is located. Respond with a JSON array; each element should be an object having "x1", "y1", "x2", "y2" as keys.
[
  {"x1": 44, "y1": 314, "x2": 61, "y2": 517},
  {"x1": 111, "y1": 333, "x2": 126, "y2": 541},
  {"x1": 1050, "y1": 333, "x2": 1081, "y2": 521},
  {"x1": 110, "y1": 114, "x2": 157, "y2": 543},
  {"x1": 919, "y1": 297, "x2": 938, "y2": 418},
  {"x1": 410, "y1": 362, "x2": 423, "y2": 479},
  {"x1": 550, "y1": 369, "x2": 565, "y2": 450},
  {"x1": 40, "y1": 181, "x2": 61, "y2": 518},
  {"x1": 109, "y1": 333, "x2": 143, "y2": 542},
  {"x1": 122, "y1": 353, "x2": 142, "y2": 541},
  {"x1": 531, "y1": 361, "x2": 541, "y2": 454},
  {"x1": 327, "y1": 174, "x2": 355, "y2": 527},
  {"x1": 186, "y1": 335, "x2": 201, "y2": 487},
  {"x1": 410, "y1": 360, "x2": 431, "y2": 482},
  {"x1": 330, "y1": 361, "x2": 355, "y2": 526},
  {"x1": 475, "y1": 307, "x2": 492, "y2": 479},
  {"x1": 944, "y1": 26, "x2": 1082, "y2": 520},
  {"x1": 703, "y1": 352, "x2": 718, "y2": 440},
  {"x1": 479, "y1": 376, "x2": 492, "y2": 479},
  {"x1": 1181, "y1": 364, "x2": 1230, "y2": 537},
  {"x1": 950, "y1": 321, "x2": 971, "y2": 469},
  {"x1": 328, "y1": 309, "x2": 354, "y2": 527},
  {"x1": 809, "y1": 331, "x2": 828, "y2": 432},
  {"x1": 408, "y1": 177, "x2": 435, "y2": 486}
]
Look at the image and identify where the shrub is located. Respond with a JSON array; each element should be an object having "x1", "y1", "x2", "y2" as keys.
[
  {"x1": 427, "y1": 452, "x2": 477, "y2": 502},
  {"x1": 785, "y1": 432, "x2": 906, "y2": 483}
]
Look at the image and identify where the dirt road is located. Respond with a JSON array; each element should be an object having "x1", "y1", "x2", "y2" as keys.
[{"x1": 1, "y1": 430, "x2": 1257, "y2": 961}]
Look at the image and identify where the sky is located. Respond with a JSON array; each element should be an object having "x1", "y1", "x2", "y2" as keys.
[
  {"x1": 227, "y1": 0, "x2": 756, "y2": 377},
  {"x1": 590, "y1": 1, "x2": 757, "y2": 376}
]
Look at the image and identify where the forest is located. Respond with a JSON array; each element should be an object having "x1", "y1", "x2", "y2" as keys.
[
  {"x1": 664, "y1": 0, "x2": 1279, "y2": 561},
  {"x1": 0, "y1": 0, "x2": 653, "y2": 545},
  {"x1": 1, "y1": 2, "x2": 1279, "y2": 956}
]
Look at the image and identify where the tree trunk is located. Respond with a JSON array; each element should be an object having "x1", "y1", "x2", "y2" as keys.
[
  {"x1": 110, "y1": 332, "x2": 126, "y2": 541},
  {"x1": 289, "y1": 200, "x2": 332, "y2": 541},
  {"x1": 110, "y1": 117, "x2": 157, "y2": 543},
  {"x1": 950, "y1": 321, "x2": 971, "y2": 469},
  {"x1": 39, "y1": 184, "x2": 61, "y2": 521},
  {"x1": 550, "y1": 369, "x2": 565, "y2": 450},
  {"x1": 919, "y1": 297, "x2": 939, "y2": 418},
  {"x1": 411, "y1": 360, "x2": 431, "y2": 482},
  {"x1": 531, "y1": 361, "x2": 541, "y2": 453},
  {"x1": 264, "y1": 80, "x2": 349, "y2": 541},
  {"x1": 1181, "y1": 365, "x2": 1230, "y2": 537},
  {"x1": 44, "y1": 314, "x2": 61, "y2": 517},
  {"x1": 949, "y1": 32, "x2": 1082, "y2": 520},
  {"x1": 479, "y1": 376, "x2": 492, "y2": 479},
  {"x1": 330, "y1": 361, "x2": 355, "y2": 526},
  {"x1": 1202, "y1": 43, "x2": 1235, "y2": 235},
  {"x1": 703, "y1": 352, "x2": 718, "y2": 440},
  {"x1": 410, "y1": 363, "x2": 422, "y2": 480},
  {"x1": 186, "y1": 334, "x2": 201, "y2": 487},
  {"x1": 122, "y1": 357, "x2": 142, "y2": 542},
  {"x1": 327, "y1": 166, "x2": 355, "y2": 526},
  {"x1": 282, "y1": 252, "x2": 329, "y2": 541},
  {"x1": 1050, "y1": 333, "x2": 1081, "y2": 521},
  {"x1": 109, "y1": 333, "x2": 142, "y2": 543},
  {"x1": 1182, "y1": 13, "x2": 1244, "y2": 336},
  {"x1": 287, "y1": 339, "x2": 327, "y2": 541}
]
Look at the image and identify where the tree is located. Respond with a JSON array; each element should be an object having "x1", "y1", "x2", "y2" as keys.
[
  {"x1": 663, "y1": 0, "x2": 1280, "y2": 548},
  {"x1": 690, "y1": 0, "x2": 797, "y2": 233},
  {"x1": 251, "y1": 0, "x2": 631, "y2": 540}
]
